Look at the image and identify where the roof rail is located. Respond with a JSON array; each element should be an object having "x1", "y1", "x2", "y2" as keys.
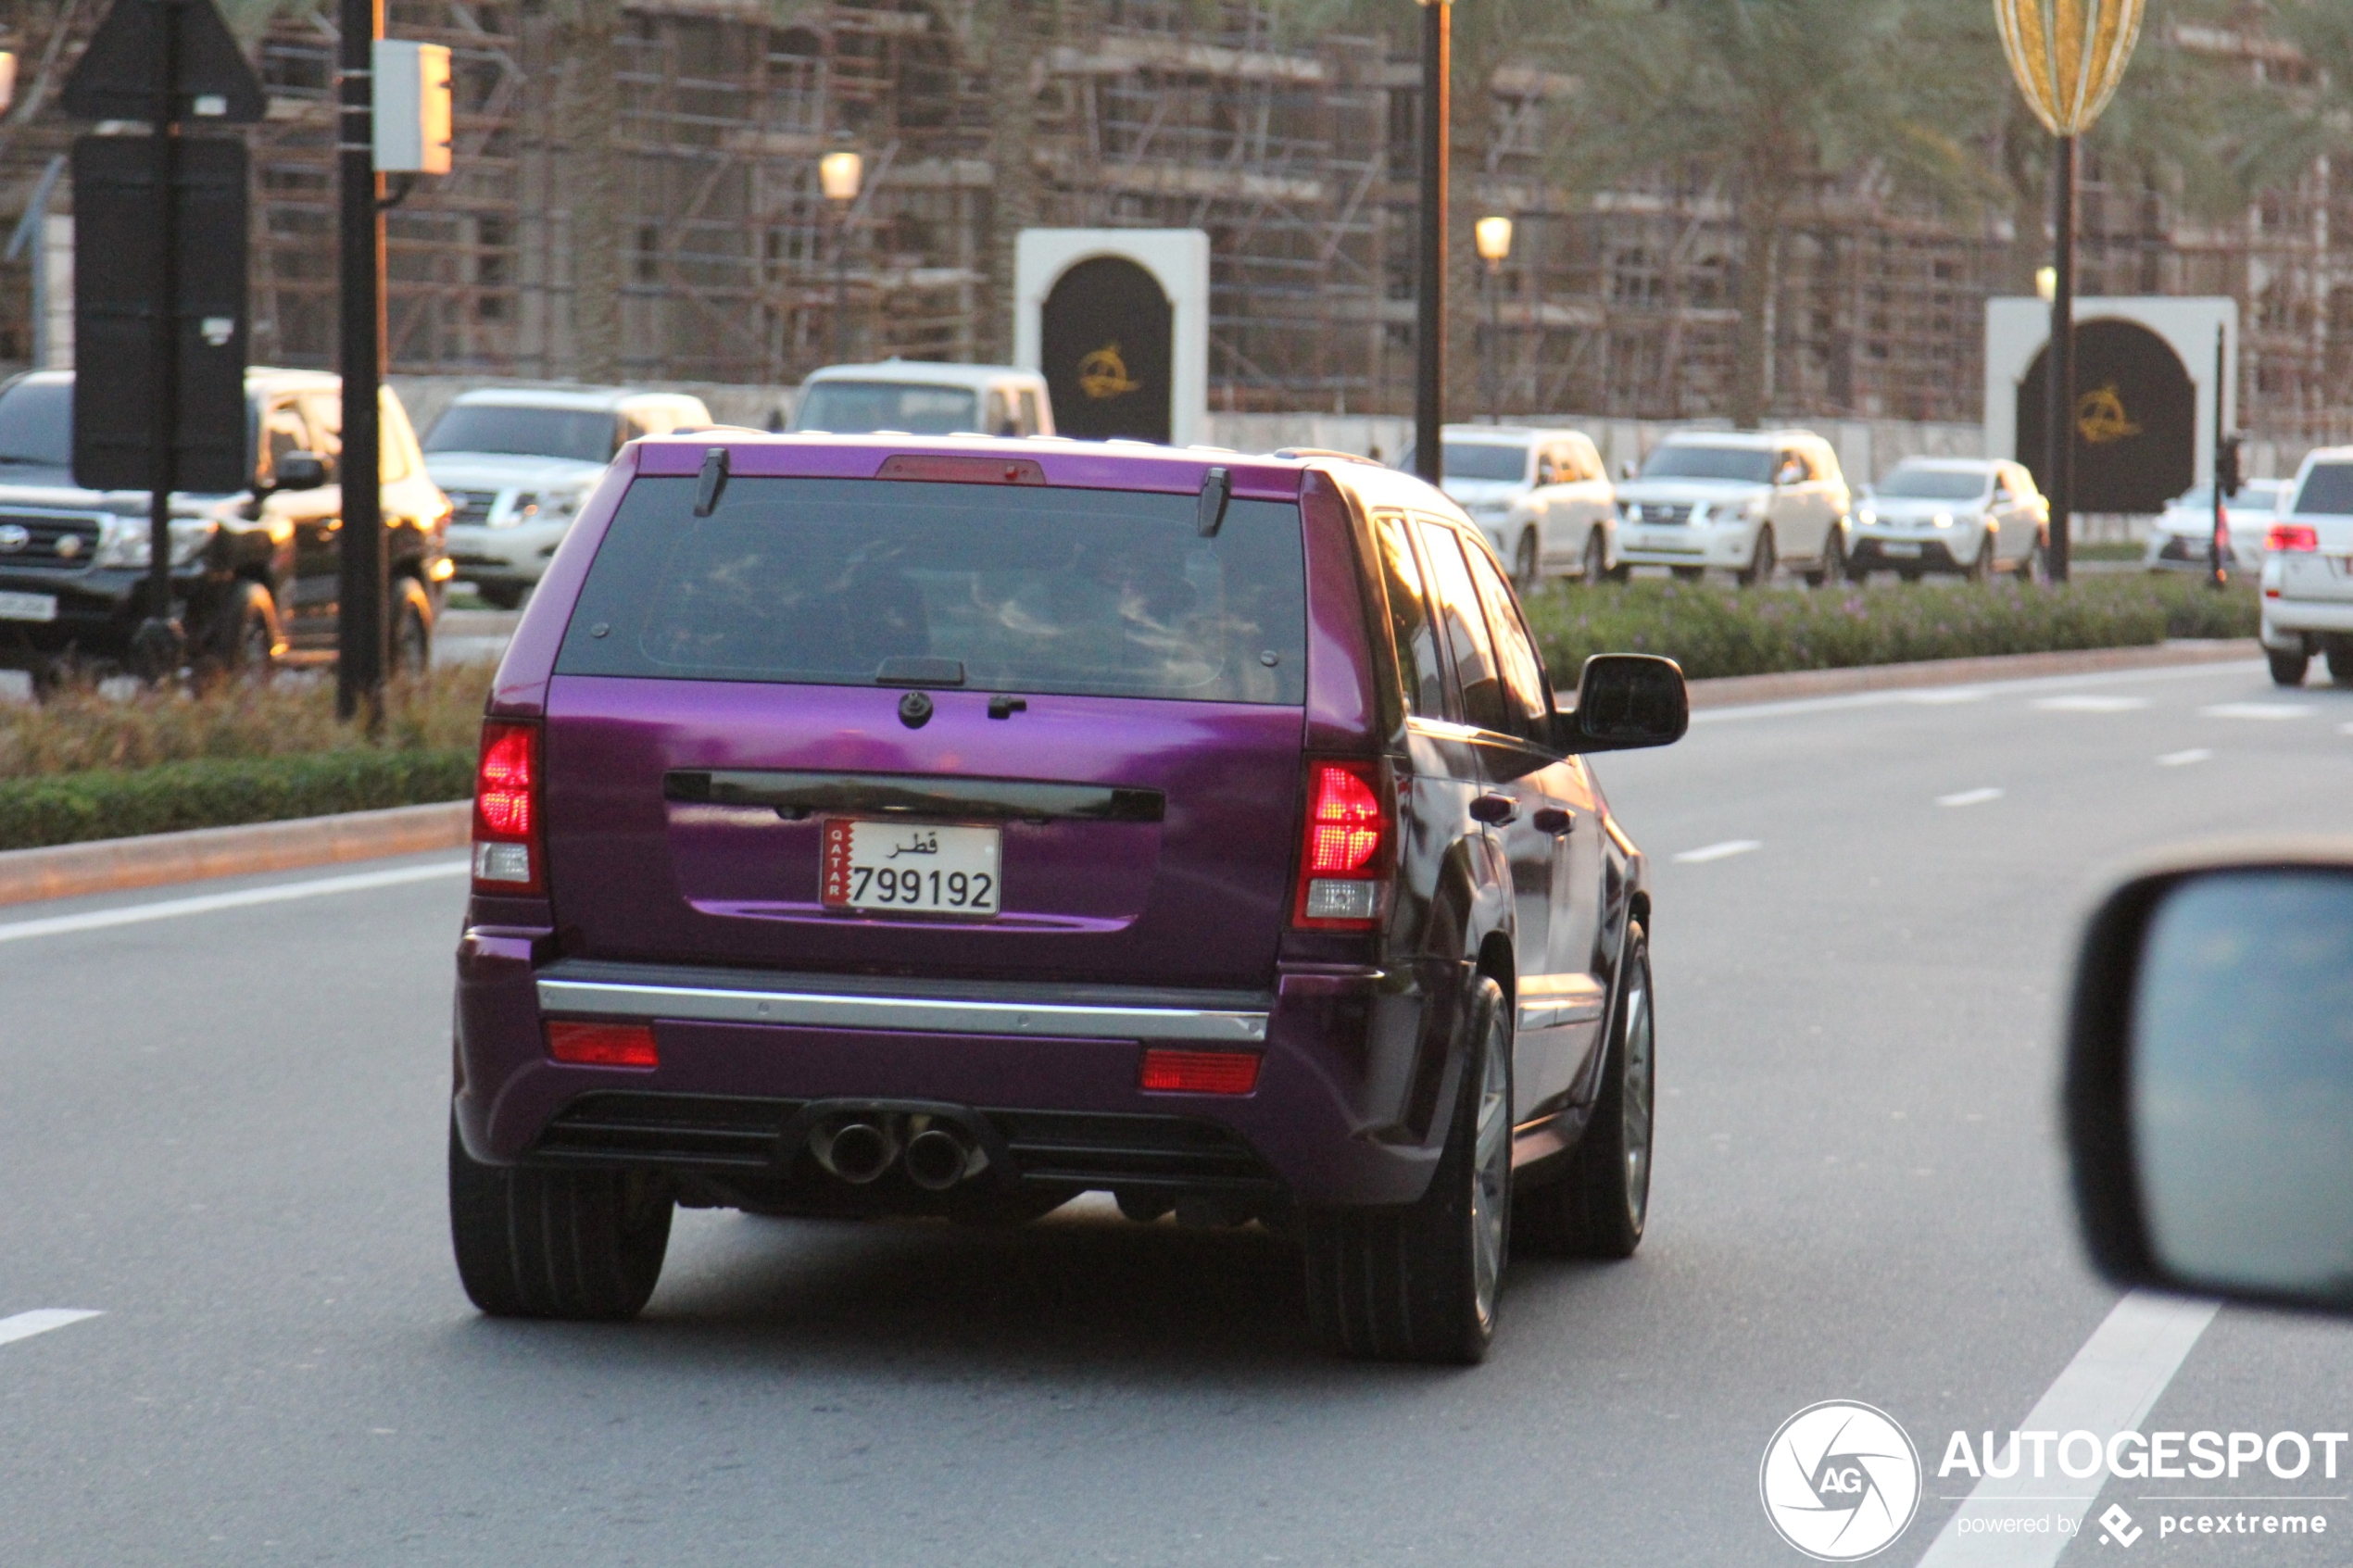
[{"x1": 1269, "y1": 447, "x2": 1384, "y2": 466}]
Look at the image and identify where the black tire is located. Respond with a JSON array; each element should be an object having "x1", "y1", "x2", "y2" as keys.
[
  {"x1": 2270, "y1": 646, "x2": 2310, "y2": 688},
  {"x1": 1805, "y1": 525, "x2": 1845, "y2": 588},
  {"x1": 1736, "y1": 528, "x2": 1776, "y2": 587},
  {"x1": 1579, "y1": 523, "x2": 1606, "y2": 588},
  {"x1": 1897, "y1": 568, "x2": 1922, "y2": 583},
  {"x1": 204, "y1": 580, "x2": 279, "y2": 678},
  {"x1": 1305, "y1": 974, "x2": 1512, "y2": 1365},
  {"x1": 2016, "y1": 536, "x2": 2045, "y2": 584},
  {"x1": 390, "y1": 578, "x2": 433, "y2": 676},
  {"x1": 1515, "y1": 923, "x2": 1654, "y2": 1259},
  {"x1": 2328, "y1": 644, "x2": 2353, "y2": 686},
  {"x1": 1963, "y1": 534, "x2": 1992, "y2": 584},
  {"x1": 448, "y1": 1117, "x2": 673, "y2": 1320},
  {"x1": 478, "y1": 582, "x2": 526, "y2": 610},
  {"x1": 1670, "y1": 565, "x2": 1704, "y2": 582},
  {"x1": 1515, "y1": 528, "x2": 1542, "y2": 592}
]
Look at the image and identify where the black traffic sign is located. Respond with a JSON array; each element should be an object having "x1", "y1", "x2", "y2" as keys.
[{"x1": 63, "y1": 0, "x2": 264, "y2": 124}]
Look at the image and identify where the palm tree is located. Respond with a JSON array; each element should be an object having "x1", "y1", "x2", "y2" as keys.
[{"x1": 1551, "y1": 0, "x2": 1990, "y2": 427}]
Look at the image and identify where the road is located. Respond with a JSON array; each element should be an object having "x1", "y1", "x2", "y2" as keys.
[{"x1": 5, "y1": 657, "x2": 2351, "y2": 1566}]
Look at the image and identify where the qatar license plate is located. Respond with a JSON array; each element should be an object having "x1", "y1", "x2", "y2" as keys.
[
  {"x1": 1881, "y1": 541, "x2": 1921, "y2": 558},
  {"x1": 822, "y1": 819, "x2": 1000, "y2": 917},
  {"x1": 0, "y1": 590, "x2": 57, "y2": 622}
]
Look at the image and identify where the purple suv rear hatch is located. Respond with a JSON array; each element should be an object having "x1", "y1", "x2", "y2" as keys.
[{"x1": 534, "y1": 449, "x2": 1315, "y2": 990}]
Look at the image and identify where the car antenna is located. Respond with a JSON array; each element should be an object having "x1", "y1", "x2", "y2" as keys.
[
  {"x1": 1196, "y1": 465, "x2": 1231, "y2": 537},
  {"x1": 694, "y1": 446, "x2": 730, "y2": 517}
]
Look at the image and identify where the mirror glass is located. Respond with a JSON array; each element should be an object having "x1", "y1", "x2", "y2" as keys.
[
  {"x1": 1573, "y1": 655, "x2": 1686, "y2": 747},
  {"x1": 2133, "y1": 870, "x2": 2353, "y2": 1300}
]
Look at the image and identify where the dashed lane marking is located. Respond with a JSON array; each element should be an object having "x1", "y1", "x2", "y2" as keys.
[
  {"x1": 2201, "y1": 701, "x2": 2313, "y2": 720},
  {"x1": 0, "y1": 1310, "x2": 102, "y2": 1348},
  {"x1": 1671, "y1": 840, "x2": 1761, "y2": 865},
  {"x1": 1936, "y1": 787, "x2": 2005, "y2": 808},
  {"x1": 0, "y1": 859, "x2": 470, "y2": 946},
  {"x1": 2157, "y1": 748, "x2": 2214, "y2": 766},
  {"x1": 2032, "y1": 695, "x2": 2151, "y2": 712}
]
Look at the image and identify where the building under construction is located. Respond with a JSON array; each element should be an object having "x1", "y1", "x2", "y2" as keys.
[{"x1": 0, "y1": 0, "x2": 2348, "y2": 446}]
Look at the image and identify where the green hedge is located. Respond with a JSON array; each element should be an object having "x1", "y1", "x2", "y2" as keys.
[
  {"x1": 1523, "y1": 575, "x2": 2257, "y2": 684},
  {"x1": 1, "y1": 748, "x2": 473, "y2": 852}
]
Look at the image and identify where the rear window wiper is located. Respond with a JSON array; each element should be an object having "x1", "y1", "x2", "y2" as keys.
[{"x1": 875, "y1": 657, "x2": 965, "y2": 687}]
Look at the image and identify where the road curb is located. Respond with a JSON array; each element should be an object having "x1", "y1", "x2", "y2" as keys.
[
  {"x1": 1686, "y1": 639, "x2": 2260, "y2": 709},
  {"x1": 0, "y1": 800, "x2": 470, "y2": 909}
]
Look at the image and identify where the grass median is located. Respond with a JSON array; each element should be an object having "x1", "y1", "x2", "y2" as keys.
[
  {"x1": 0, "y1": 666, "x2": 489, "y2": 852},
  {"x1": 1521, "y1": 572, "x2": 2256, "y2": 684}
]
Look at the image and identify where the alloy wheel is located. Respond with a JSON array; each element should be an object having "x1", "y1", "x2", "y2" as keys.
[
  {"x1": 1470, "y1": 1010, "x2": 1513, "y2": 1331},
  {"x1": 1618, "y1": 976, "x2": 1654, "y2": 1233}
]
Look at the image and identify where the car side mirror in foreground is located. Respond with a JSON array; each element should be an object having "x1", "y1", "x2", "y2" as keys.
[
  {"x1": 1554, "y1": 653, "x2": 1688, "y2": 754},
  {"x1": 273, "y1": 451, "x2": 330, "y2": 491},
  {"x1": 2066, "y1": 851, "x2": 2353, "y2": 1316}
]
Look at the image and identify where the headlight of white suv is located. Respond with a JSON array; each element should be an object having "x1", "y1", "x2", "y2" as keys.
[
  {"x1": 1931, "y1": 512, "x2": 1954, "y2": 529},
  {"x1": 1856, "y1": 507, "x2": 1878, "y2": 528},
  {"x1": 93, "y1": 514, "x2": 216, "y2": 569}
]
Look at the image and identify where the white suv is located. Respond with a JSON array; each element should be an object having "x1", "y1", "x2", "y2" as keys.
[
  {"x1": 1614, "y1": 431, "x2": 1852, "y2": 586},
  {"x1": 429, "y1": 387, "x2": 712, "y2": 608},
  {"x1": 2259, "y1": 447, "x2": 2353, "y2": 686},
  {"x1": 1399, "y1": 425, "x2": 1615, "y2": 581}
]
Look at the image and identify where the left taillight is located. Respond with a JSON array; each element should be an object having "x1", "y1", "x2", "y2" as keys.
[
  {"x1": 1292, "y1": 758, "x2": 1394, "y2": 931},
  {"x1": 2270, "y1": 524, "x2": 2320, "y2": 553},
  {"x1": 472, "y1": 720, "x2": 544, "y2": 895}
]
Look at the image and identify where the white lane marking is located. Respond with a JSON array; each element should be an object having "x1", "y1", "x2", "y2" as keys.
[
  {"x1": 1691, "y1": 659, "x2": 2265, "y2": 724},
  {"x1": 1906, "y1": 688, "x2": 1990, "y2": 706},
  {"x1": 2201, "y1": 701, "x2": 2312, "y2": 720},
  {"x1": 1915, "y1": 1291, "x2": 2218, "y2": 1568},
  {"x1": 0, "y1": 1309, "x2": 102, "y2": 1348},
  {"x1": 2157, "y1": 748, "x2": 2214, "y2": 767},
  {"x1": 1671, "y1": 839, "x2": 1761, "y2": 864},
  {"x1": 0, "y1": 859, "x2": 469, "y2": 946},
  {"x1": 2032, "y1": 695, "x2": 2150, "y2": 713},
  {"x1": 1937, "y1": 788, "x2": 2005, "y2": 808}
]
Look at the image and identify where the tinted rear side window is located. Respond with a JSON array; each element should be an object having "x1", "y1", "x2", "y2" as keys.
[
  {"x1": 557, "y1": 476, "x2": 1306, "y2": 704},
  {"x1": 2295, "y1": 464, "x2": 2353, "y2": 517}
]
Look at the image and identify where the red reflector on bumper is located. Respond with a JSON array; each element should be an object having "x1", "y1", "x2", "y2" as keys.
[
  {"x1": 547, "y1": 1021, "x2": 659, "y2": 1068},
  {"x1": 1139, "y1": 1048, "x2": 1261, "y2": 1096}
]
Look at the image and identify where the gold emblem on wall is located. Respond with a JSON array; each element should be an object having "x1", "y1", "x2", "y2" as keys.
[
  {"x1": 2076, "y1": 383, "x2": 2142, "y2": 445},
  {"x1": 1077, "y1": 344, "x2": 1142, "y2": 400}
]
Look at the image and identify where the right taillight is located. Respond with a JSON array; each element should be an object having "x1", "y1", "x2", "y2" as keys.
[
  {"x1": 2269, "y1": 524, "x2": 2320, "y2": 553},
  {"x1": 472, "y1": 720, "x2": 544, "y2": 895},
  {"x1": 1293, "y1": 759, "x2": 1392, "y2": 931}
]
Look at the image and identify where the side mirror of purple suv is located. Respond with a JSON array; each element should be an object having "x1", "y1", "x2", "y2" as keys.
[{"x1": 448, "y1": 435, "x2": 1686, "y2": 1364}]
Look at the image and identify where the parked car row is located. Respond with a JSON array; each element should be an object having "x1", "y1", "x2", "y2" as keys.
[{"x1": 1400, "y1": 422, "x2": 2055, "y2": 589}]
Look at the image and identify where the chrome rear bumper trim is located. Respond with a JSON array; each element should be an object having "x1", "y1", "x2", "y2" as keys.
[{"x1": 535, "y1": 977, "x2": 1269, "y2": 1045}]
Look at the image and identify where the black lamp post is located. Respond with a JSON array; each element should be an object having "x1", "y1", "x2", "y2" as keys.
[
  {"x1": 821, "y1": 147, "x2": 862, "y2": 364},
  {"x1": 1475, "y1": 215, "x2": 1511, "y2": 424},
  {"x1": 1412, "y1": 0, "x2": 1449, "y2": 484}
]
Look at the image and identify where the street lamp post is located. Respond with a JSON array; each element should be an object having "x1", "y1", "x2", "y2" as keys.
[
  {"x1": 1995, "y1": 0, "x2": 2145, "y2": 585},
  {"x1": 1412, "y1": 0, "x2": 1449, "y2": 485},
  {"x1": 820, "y1": 147, "x2": 862, "y2": 364},
  {"x1": 1475, "y1": 215, "x2": 1512, "y2": 425}
]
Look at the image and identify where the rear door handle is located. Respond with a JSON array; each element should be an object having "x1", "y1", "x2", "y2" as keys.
[
  {"x1": 1470, "y1": 793, "x2": 1518, "y2": 825},
  {"x1": 1533, "y1": 807, "x2": 1574, "y2": 835}
]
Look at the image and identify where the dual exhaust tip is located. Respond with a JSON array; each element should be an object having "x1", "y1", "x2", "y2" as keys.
[{"x1": 810, "y1": 1113, "x2": 983, "y2": 1191}]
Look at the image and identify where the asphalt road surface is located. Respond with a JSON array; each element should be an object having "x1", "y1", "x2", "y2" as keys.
[{"x1": 6, "y1": 657, "x2": 2352, "y2": 1567}]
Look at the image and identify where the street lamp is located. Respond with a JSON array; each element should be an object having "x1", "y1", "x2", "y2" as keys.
[
  {"x1": 819, "y1": 147, "x2": 862, "y2": 364},
  {"x1": 1475, "y1": 215, "x2": 1512, "y2": 424},
  {"x1": 1412, "y1": 0, "x2": 1450, "y2": 485},
  {"x1": 1995, "y1": 0, "x2": 2145, "y2": 583}
]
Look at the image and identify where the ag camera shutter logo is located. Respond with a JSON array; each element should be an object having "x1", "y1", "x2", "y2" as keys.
[{"x1": 1761, "y1": 1400, "x2": 1923, "y2": 1561}]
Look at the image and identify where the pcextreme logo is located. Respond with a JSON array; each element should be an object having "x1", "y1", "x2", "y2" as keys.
[{"x1": 1760, "y1": 1401, "x2": 1923, "y2": 1562}]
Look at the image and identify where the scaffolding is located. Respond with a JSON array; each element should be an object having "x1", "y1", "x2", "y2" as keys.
[{"x1": 1, "y1": 0, "x2": 2350, "y2": 442}]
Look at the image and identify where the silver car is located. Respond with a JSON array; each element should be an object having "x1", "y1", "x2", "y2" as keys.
[{"x1": 2143, "y1": 480, "x2": 2285, "y2": 574}]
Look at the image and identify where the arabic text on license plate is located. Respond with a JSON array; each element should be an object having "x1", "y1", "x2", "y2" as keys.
[
  {"x1": 822, "y1": 820, "x2": 1000, "y2": 916},
  {"x1": 1881, "y1": 541, "x2": 1921, "y2": 558},
  {"x1": 0, "y1": 590, "x2": 57, "y2": 623}
]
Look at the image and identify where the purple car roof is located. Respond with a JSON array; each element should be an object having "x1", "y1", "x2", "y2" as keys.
[{"x1": 635, "y1": 432, "x2": 1312, "y2": 501}]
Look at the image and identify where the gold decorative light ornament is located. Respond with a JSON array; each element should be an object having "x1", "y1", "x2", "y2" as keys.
[{"x1": 1994, "y1": 0, "x2": 2145, "y2": 137}]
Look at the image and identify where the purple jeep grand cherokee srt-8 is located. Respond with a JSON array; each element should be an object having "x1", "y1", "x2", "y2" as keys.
[{"x1": 449, "y1": 433, "x2": 1685, "y2": 1363}]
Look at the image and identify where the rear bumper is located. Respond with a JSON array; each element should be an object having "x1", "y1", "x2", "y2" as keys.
[
  {"x1": 453, "y1": 941, "x2": 1454, "y2": 1208},
  {"x1": 2262, "y1": 596, "x2": 2353, "y2": 646}
]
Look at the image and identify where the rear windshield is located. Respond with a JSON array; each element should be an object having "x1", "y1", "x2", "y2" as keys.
[
  {"x1": 2294, "y1": 465, "x2": 2353, "y2": 517},
  {"x1": 1874, "y1": 468, "x2": 1988, "y2": 501},
  {"x1": 1642, "y1": 444, "x2": 1775, "y2": 483},
  {"x1": 0, "y1": 379, "x2": 72, "y2": 466},
  {"x1": 425, "y1": 404, "x2": 616, "y2": 463},
  {"x1": 556, "y1": 476, "x2": 1307, "y2": 704},
  {"x1": 795, "y1": 383, "x2": 980, "y2": 435}
]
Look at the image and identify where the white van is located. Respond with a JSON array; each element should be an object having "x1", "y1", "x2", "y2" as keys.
[{"x1": 792, "y1": 361, "x2": 1055, "y2": 438}]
